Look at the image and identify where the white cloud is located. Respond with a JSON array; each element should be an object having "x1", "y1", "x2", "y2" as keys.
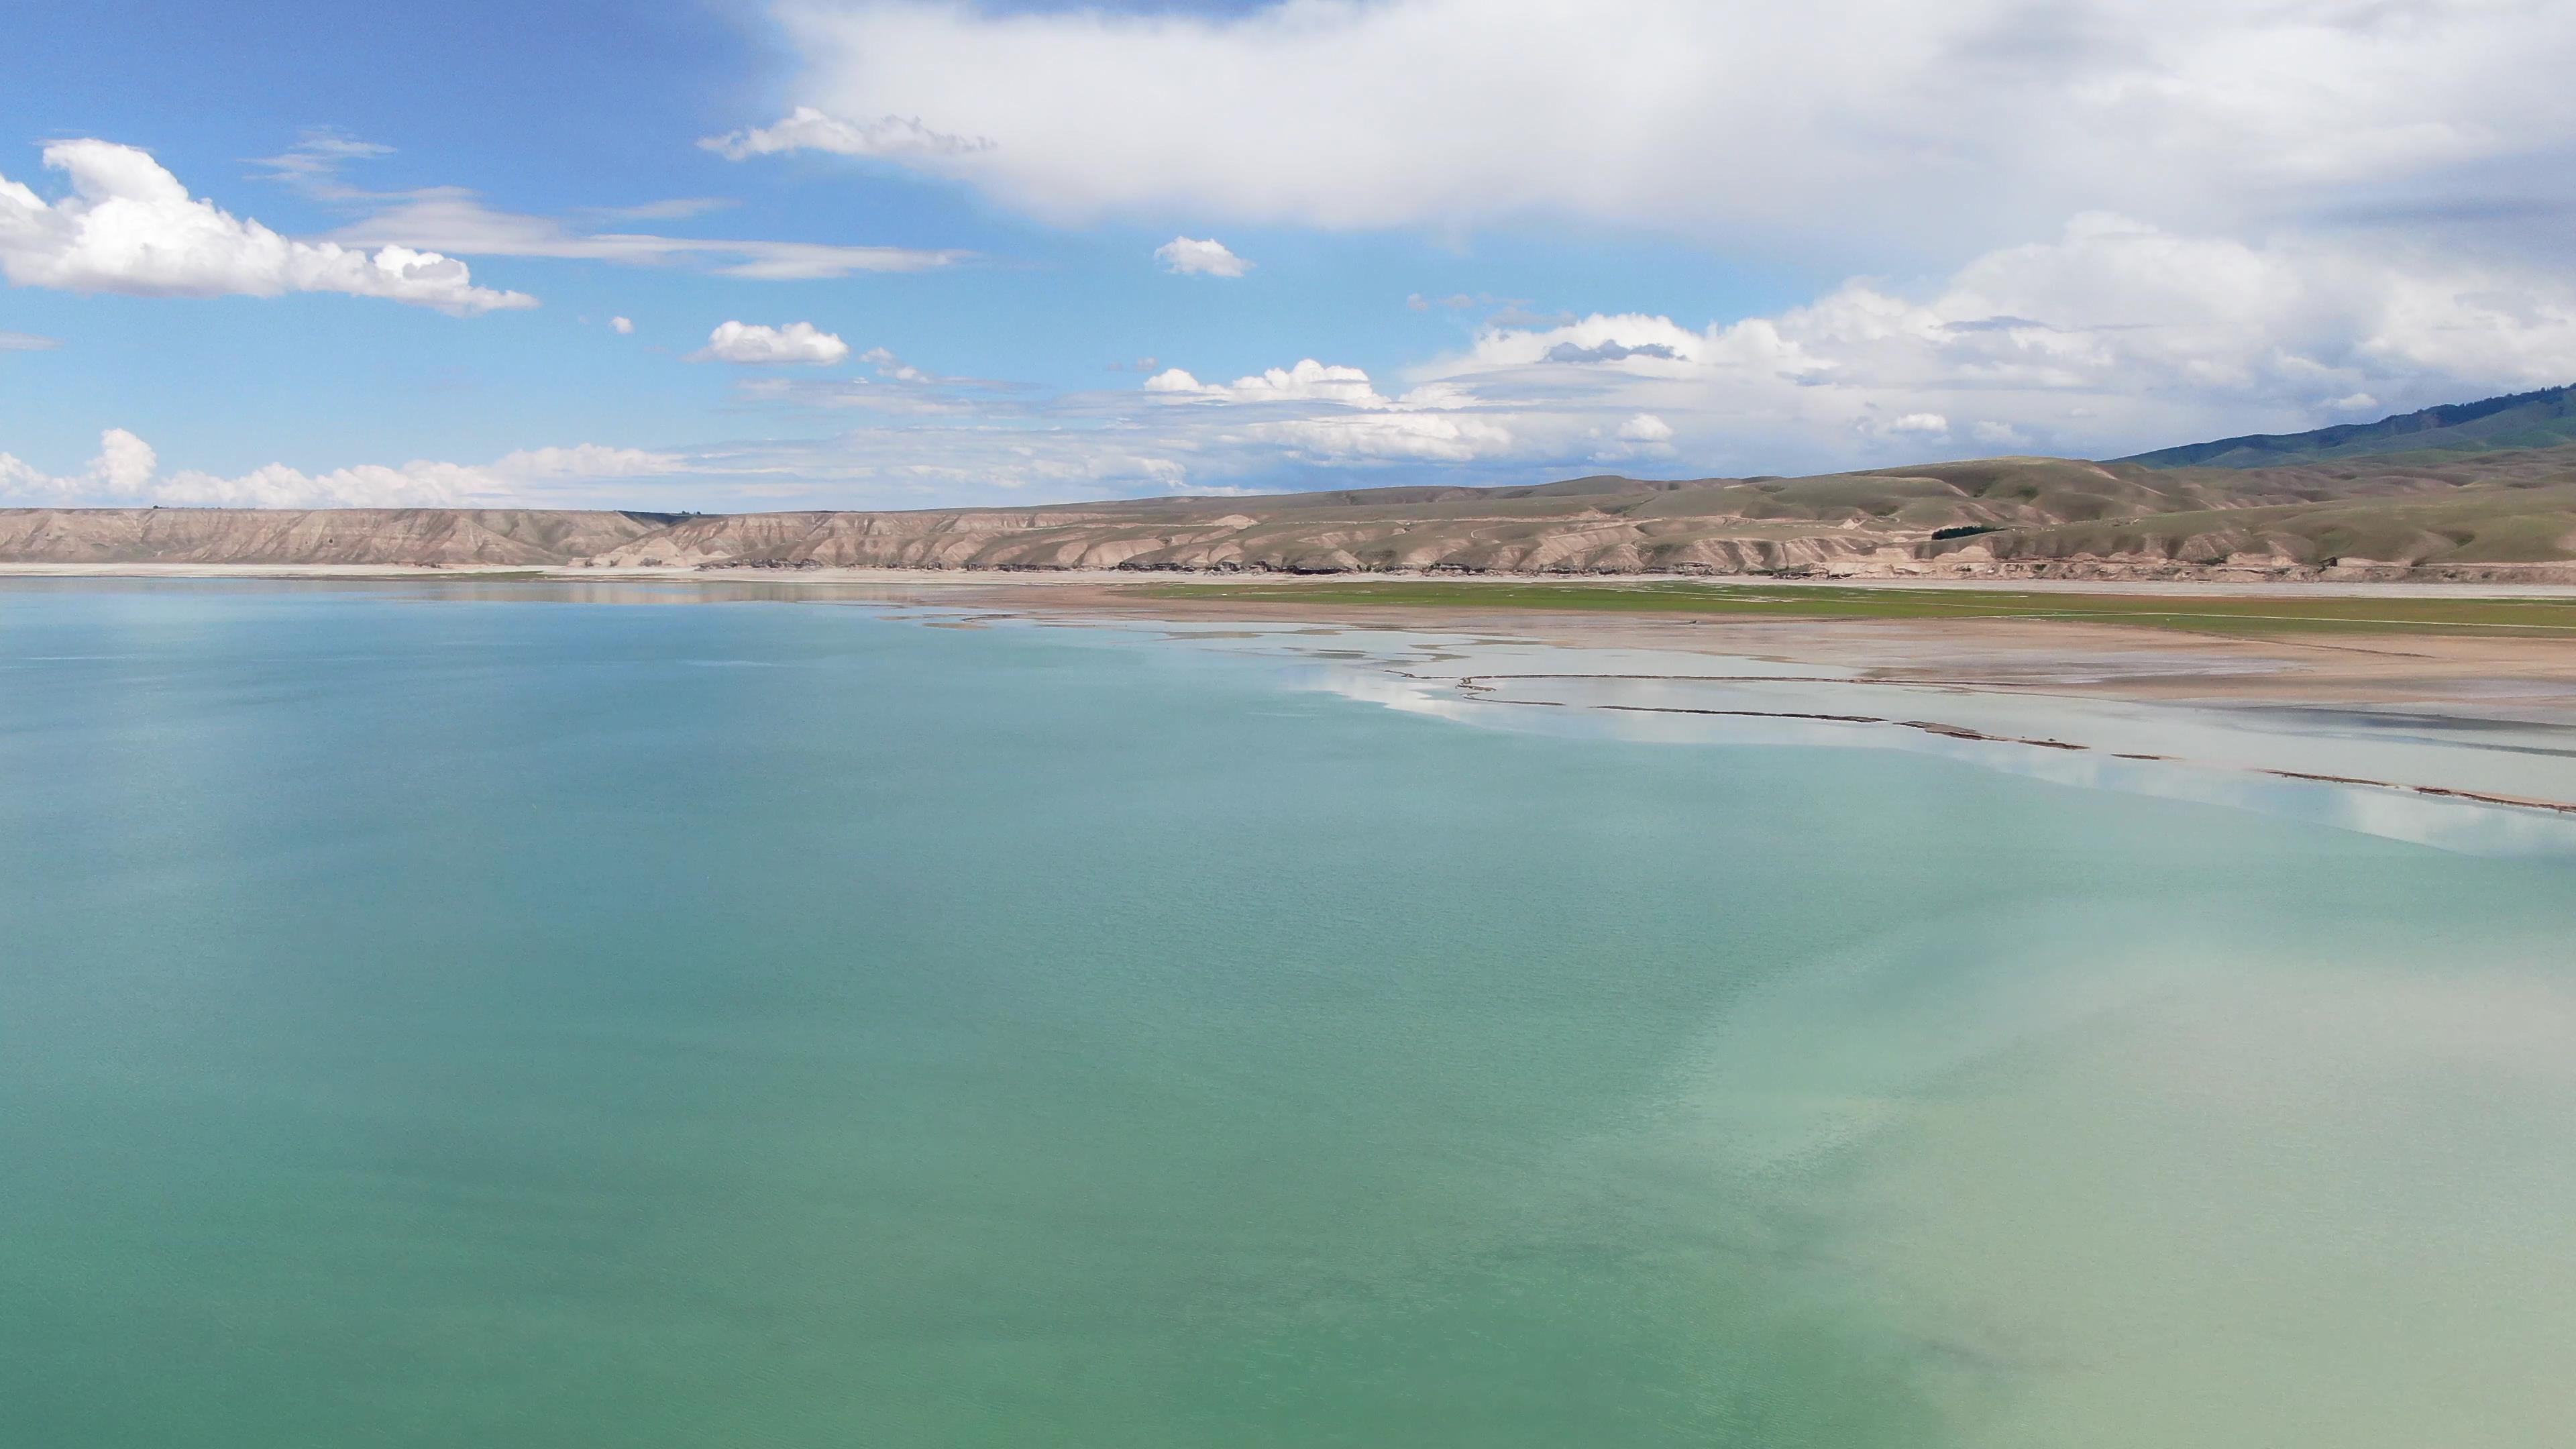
[
  {"x1": 1240, "y1": 411, "x2": 1515, "y2": 464},
  {"x1": 610, "y1": 315, "x2": 634, "y2": 333},
  {"x1": 699, "y1": 106, "x2": 995, "y2": 160},
  {"x1": 693, "y1": 320, "x2": 853, "y2": 365},
  {"x1": 0, "y1": 329, "x2": 57, "y2": 350},
  {"x1": 857, "y1": 345, "x2": 928, "y2": 382},
  {"x1": 1617, "y1": 413, "x2": 1674, "y2": 442},
  {"x1": 0, "y1": 430, "x2": 684, "y2": 507},
  {"x1": 755, "y1": 0, "x2": 2576, "y2": 253},
  {"x1": 0, "y1": 140, "x2": 531, "y2": 313},
  {"x1": 1888, "y1": 413, "x2": 1950, "y2": 435},
  {"x1": 1144, "y1": 358, "x2": 1389, "y2": 406},
  {"x1": 1132, "y1": 360, "x2": 1518, "y2": 462},
  {"x1": 1153, "y1": 235, "x2": 1251, "y2": 278},
  {"x1": 1091, "y1": 358, "x2": 1515, "y2": 463}
]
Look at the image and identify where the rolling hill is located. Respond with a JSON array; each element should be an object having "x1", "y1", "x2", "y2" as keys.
[{"x1": 2118, "y1": 386, "x2": 2576, "y2": 468}]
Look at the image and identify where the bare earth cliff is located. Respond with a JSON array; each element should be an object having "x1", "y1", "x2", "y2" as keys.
[
  {"x1": 0, "y1": 508, "x2": 676, "y2": 568},
  {"x1": 10, "y1": 395, "x2": 2576, "y2": 582}
]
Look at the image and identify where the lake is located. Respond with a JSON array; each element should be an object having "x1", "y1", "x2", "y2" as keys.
[{"x1": 4, "y1": 580, "x2": 2571, "y2": 1447}]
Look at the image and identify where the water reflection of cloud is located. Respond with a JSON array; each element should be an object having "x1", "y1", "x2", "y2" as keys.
[{"x1": 1275, "y1": 641, "x2": 2576, "y2": 858}]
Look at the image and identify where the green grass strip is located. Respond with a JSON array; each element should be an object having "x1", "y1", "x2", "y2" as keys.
[{"x1": 1126, "y1": 580, "x2": 2576, "y2": 637}]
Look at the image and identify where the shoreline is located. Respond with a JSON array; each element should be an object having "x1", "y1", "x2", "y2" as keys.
[
  {"x1": 11, "y1": 564, "x2": 2576, "y2": 711},
  {"x1": 8, "y1": 559, "x2": 2576, "y2": 597}
]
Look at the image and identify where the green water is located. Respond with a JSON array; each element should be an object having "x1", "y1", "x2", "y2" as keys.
[{"x1": 3, "y1": 582, "x2": 2571, "y2": 1447}]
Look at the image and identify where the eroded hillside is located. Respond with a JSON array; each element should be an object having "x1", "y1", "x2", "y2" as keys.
[
  {"x1": 6, "y1": 445, "x2": 2573, "y2": 579},
  {"x1": 0, "y1": 508, "x2": 678, "y2": 566}
]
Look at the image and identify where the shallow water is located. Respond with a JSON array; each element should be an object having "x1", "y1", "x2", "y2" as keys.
[{"x1": 3, "y1": 581, "x2": 2572, "y2": 1447}]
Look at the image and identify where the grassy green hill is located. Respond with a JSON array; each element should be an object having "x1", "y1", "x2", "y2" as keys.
[{"x1": 2118, "y1": 386, "x2": 2576, "y2": 468}]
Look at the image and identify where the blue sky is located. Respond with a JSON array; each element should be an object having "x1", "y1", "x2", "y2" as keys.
[{"x1": 5, "y1": 0, "x2": 2575, "y2": 510}]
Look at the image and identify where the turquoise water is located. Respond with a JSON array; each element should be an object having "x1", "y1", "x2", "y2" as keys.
[{"x1": 3, "y1": 581, "x2": 2572, "y2": 1447}]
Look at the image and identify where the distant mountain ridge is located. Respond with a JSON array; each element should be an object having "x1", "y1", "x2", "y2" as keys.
[{"x1": 2118, "y1": 385, "x2": 2576, "y2": 468}]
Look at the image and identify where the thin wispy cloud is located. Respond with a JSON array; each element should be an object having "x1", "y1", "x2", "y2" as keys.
[
  {"x1": 258, "y1": 127, "x2": 967, "y2": 280},
  {"x1": 331, "y1": 190, "x2": 964, "y2": 280}
]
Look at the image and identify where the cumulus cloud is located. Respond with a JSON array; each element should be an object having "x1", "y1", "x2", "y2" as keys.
[
  {"x1": 1144, "y1": 358, "x2": 1391, "y2": 406},
  {"x1": 610, "y1": 315, "x2": 634, "y2": 333},
  {"x1": 754, "y1": 0, "x2": 2576, "y2": 255},
  {"x1": 0, "y1": 140, "x2": 531, "y2": 313},
  {"x1": 693, "y1": 320, "x2": 852, "y2": 365},
  {"x1": 699, "y1": 105, "x2": 996, "y2": 160},
  {"x1": 0, "y1": 431, "x2": 683, "y2": 508},
  {"x1": 1153, "y1": 235, "x2": 1252, "y2": 277},
  {"x1": 1127, "y1": 359, "x2": 1511, "y2": 462}
]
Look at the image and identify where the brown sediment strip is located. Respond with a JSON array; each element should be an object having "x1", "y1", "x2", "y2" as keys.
[
  {"x1": 1436, "y1": 672, "x2": 2027, "y2": 688},
  {"x1": 1426, "y1": 670, "x2": 2102, "y2": 751},
  {"x1": 2255, "y1": 769, "x2": 2576, "y2": 817},
  {"x1": 1583, "y1": 700, "x2": 2088, "y2": 752},
  {"x1": 1897, "y1": 720, "x2": 2088, "y2": 750},
  {"x1": 1595, "y1": 703, "x2": 1885, "y2": 726}
]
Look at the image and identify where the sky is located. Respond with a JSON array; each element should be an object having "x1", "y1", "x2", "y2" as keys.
[{"x1": 4, "y1": 0, "x2": 2575, "y2": 511}]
